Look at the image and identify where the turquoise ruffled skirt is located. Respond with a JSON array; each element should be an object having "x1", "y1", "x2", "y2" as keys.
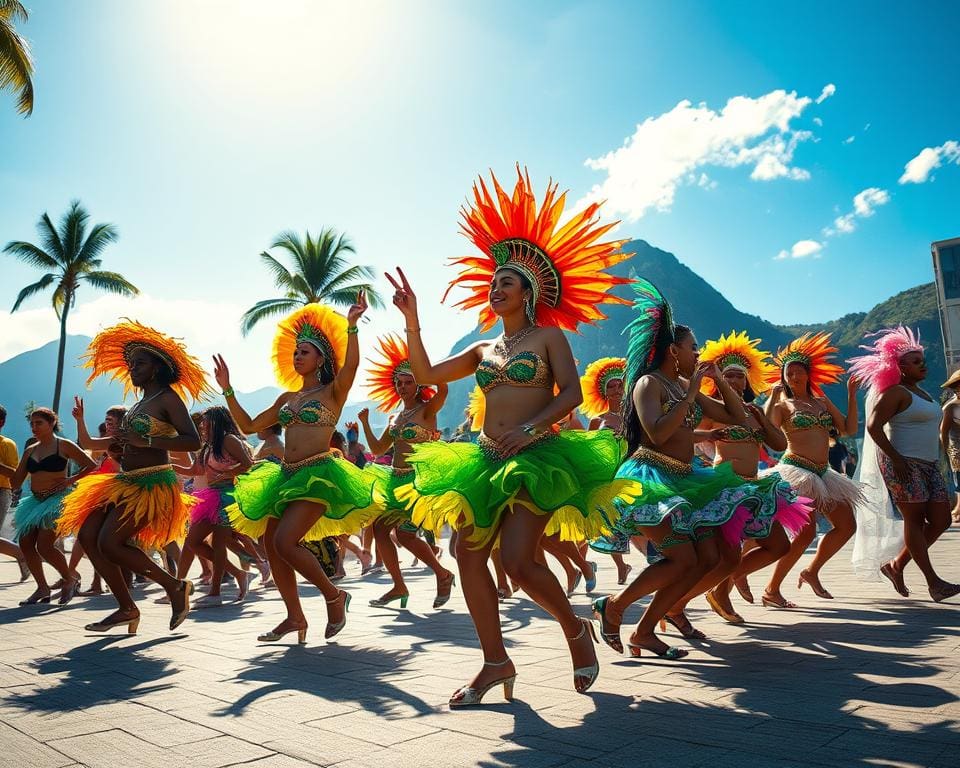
[{"x1": 13, "y1": 489, "x2": 70, "y2": 539}]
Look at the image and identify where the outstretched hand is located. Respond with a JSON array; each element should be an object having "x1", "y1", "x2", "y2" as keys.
[
  {"x1": 213, "y1": 354, "x2": 231, "y2": 391},
  {"x1": 72, "y1": 396, "x2": 84, "y2": 421},
  {"x1": 385, "y1": 267, "x2": 419, "y2": 322},
  {"x1": 347, "y1": 290, "x2": 369, "y2": 326}
]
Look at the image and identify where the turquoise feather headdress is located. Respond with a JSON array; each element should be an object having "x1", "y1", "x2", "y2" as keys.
[{"x1": 624, "y1": 278, "x2": 675, "y2": 388}]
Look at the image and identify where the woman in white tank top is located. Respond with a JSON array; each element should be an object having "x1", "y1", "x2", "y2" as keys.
[{"x1": 849, "y1": 327, "x2": 959, "y2": 603}]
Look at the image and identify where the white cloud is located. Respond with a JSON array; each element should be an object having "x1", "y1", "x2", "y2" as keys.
[
  {"x1": 821, "y1": 186, "x2": 890, "y2": 237},
  {"x1": 898, "y1": 140, "x2": 960, "y2": 184},
  {"x1": 577, "y1": 89, "x2": 816, "y2": 220},
  {"x1": 815, "y1": 83, "x2": 836, "y2": 104},
  {"x1": 775, "y1": 239, "x2": 823, "y2": 260},
  {"x1": 843, "y1": 135, "x2": 855, "y2": 144},
  {"x1": 813, "y1": 117, "x2": 823, "y2": 127}
]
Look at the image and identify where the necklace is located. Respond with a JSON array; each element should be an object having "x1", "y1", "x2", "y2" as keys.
[
  {"x1": 651, "y1": 371, "x2": 686, "y2": 401},
  {"x1": 395, "y1": 402, "x2": 425, "y2": 424},
  {"x1": 124, "y1": 388, "x2": 166, "y2": 425},
  {"x1": 494, "y1": 324, "x2": 538, "y2": 358}
]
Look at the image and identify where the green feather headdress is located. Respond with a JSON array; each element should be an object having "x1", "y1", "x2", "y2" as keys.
[{"x1": 624, "y1": 278, "x2": 675, "y2": 388}]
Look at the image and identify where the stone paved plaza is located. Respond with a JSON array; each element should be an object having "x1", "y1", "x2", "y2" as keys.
[{"x1": 1, "y1": 531, "x2": 959, "y2": 768}]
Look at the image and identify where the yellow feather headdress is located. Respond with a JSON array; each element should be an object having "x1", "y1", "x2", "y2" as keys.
[
  {"x1": 83, "y1": 320, "x2": 213, "y2": 402},
  {"x1": 698, "y1": 331, "x2": 775, "y2": 397},
  {"x1": 365, "y1": 334, "x2": 436, "y2": 413},
  {"x1": 445, "y1": 166, "x2": 634, "y2": 332},
  {"x1": 580, "y1": 357, "x2": 627, "y2": 418},
  {"x1": 272, "y1": 304, "x2": 348, "y2": 391}
]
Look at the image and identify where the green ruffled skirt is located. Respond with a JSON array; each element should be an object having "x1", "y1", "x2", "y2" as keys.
[
  {"x1": 367, "y1": 463, "x2": 421, "y2": 531},
  {"x1": 226, "y1": 454, "x2": 378, "y2": 540},
  {"x1": 397, "y1": 430, "x2": 641, "y2": 546}
]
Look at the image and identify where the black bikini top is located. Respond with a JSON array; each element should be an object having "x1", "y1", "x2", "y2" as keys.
[{"x1": 26, "y1": 438, "x2": 68, "y2": 474}]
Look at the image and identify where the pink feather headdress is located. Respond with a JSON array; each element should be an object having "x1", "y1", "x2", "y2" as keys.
[{"x1": 847, "y1": 326, "x2": 924, "y2": 394}]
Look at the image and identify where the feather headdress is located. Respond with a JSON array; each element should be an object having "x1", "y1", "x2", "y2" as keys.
[
  {"x1": 624, "y1": 278, "x2": 675, "y2": 389},
  {"x1": 272, "y1": 304, "x2": 347, "y2": 391},
  {"x1": 83, "y1": 320, "x2": 213, "y2": 402},
  {"x1": 467, "y1": 385, "x2": 485, "y2": 432},
  {"x1": 365, "y1": 334, "x2": 436, "y2": 413},
  {"x1": 847, "y1": 326, "x2": 923, "y2": 394},
  {"x1": 445, "y1": 166, "x2": 633, "y2": 332},
  {"x1": 698, "y1": 331, "x2": 775, "y2": 396},
  {"x1": 767, "y1": 332, "x2": 844, "y2": 397},
  {"x1": 580, "y1": 357, "x2": 627, "y2": 418}
]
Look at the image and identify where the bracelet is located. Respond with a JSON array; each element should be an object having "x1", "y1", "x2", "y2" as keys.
[
  {"x1": 405, "y1": 327, "x2": 421, "y2": 333},
  {"x1": 223, "y1": 387, "x2": 235, "y2": 398},
  {"x1": 346, "y1": 326, "x2": 359, "y2": 335},
  {"x1": 146, "y1": 435, "x2": 153, "y2": 447},
  {"x1": 521, "y1": 423, "x2": 539, "y2": 437}
]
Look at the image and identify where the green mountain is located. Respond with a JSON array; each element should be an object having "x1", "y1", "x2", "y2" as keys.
[{"x1": 437, "y1": 240, "x2": 941, "y2": 431}]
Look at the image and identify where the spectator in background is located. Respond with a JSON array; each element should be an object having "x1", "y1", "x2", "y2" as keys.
[
  {"x1": 344, "y1": 422, "x2": 368, "y2": 468},
  {"x1": 252, "y1": 424, "x2": 284, "y2": 463},
  {"x1": 828, "y1": 428, "x2": 850, "y2": 475},
  {"x1": 0, "y1": 405, "x2": 29, "y2": 580}
]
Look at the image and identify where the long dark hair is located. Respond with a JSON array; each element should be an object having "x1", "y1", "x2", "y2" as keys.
[
  {"x1": 622, "y1": 324, "x2": 692, "y2": 456},
  {"x1": 202, "y1": 406, "x2": 242, "y2": 461},
  {"x1": 781, "y1": 361, "x2": 812, "y2": 399},
  {"x1": 144, "y1": 350, "x2": 177, "y2": 387}
]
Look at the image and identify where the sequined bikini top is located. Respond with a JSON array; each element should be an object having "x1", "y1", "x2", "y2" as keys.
[
  {"x1": 663, "y1": 398, "x2": 703, "y2": 429},
  {"x1": 722, "y1": 425, "x2": 765, "y2": 444},
  {"x1": 124, "y1": 412, "x2": 178, "y2": 439},
  {"x1": 475, "y1": 350, "x2": 552, "y2": 394},
  {"x1": 388, "y1": 421, "x2": 438, "y2": 443},
  {"x1": 277, "y1": 397, "x2": 337, "y2": 429},
  {"x1": 789, "y1": 409, "x2": 833, "y2": 431}
]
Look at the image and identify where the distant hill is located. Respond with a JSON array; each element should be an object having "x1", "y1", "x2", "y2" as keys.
[
  {"x1": 437, "y1": 241, "x2": 940, "y2": 432},
  {"x1": 0, "y1": 338, "x2": 388, "y2": 450}
]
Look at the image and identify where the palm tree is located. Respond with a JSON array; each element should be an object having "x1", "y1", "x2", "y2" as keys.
[
  {"x1": 4, "y1": 201, "x2": 139, "y2": 412},
  {"x1": 240, "y1": 228, "x2": 383, "y2": 335},
  {"x1": 0, "y1": 0, "x2": 34, "y2": 116}
]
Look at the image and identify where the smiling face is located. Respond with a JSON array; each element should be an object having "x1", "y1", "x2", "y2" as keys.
[
  {"x1": 673, "y1": 332, "x2": 699, "y2": 378},
  {"x1": 604, "y1": 377, "x2": 624, "y2": 409},
  {"x1": 293, "y1": 342, "x2": 324, "y2": 377},
  {"x1": 899, "y1": 350, "x2": 926, "y2": 383},
  {"x1": 722, "y1": 367, "x2": 748, "y2": 395},
  {"x1": 489, "y1": 268, "x2": 532, "y2": 318}
]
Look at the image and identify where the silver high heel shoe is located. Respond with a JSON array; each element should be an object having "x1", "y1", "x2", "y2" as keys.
[
  {"x1": 448, "y1": 659, "x2": 516, "y2": 708},
  {"x1": 569, "y1": 618, "x2": 600, "y2": 693},
  {"x1": 324, "y1": 590, "x2": 351, "y2": 639}
]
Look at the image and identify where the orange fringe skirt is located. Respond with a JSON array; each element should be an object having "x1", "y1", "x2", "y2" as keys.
[{"x1": 56, "y1": 465, "x2": 195, "y2": 550}]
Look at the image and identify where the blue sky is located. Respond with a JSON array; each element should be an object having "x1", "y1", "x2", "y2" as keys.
[{"x1": 1, "y1": 0, "x2": 958, "y2": 391}]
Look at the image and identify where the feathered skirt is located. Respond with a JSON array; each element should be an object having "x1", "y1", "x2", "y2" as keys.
[
  {"x1": 759, "y1": 452, "x2": 863, "y2": 513},
  {"x1": 13, "y1": 488, "x2": 70, "y2": 539},
  {"x1": 189, "y1": 484, "x2": 236, "y2": 527}
]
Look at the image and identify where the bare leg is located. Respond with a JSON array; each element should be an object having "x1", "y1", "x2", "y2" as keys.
[
  {"x1": 713, "y1": 524, "x2": 790, "y2": 612},
  {"x1": 262, "y1": 517, "x2": 307, "y2": 634},
  {"x1": 888, "y1": 501, "x2": 954, "y2": 592},
  {"x1": 800, "y1": 502, "x2": 856, "y2": 598},
  {"x1": 78, "y1": 506, "x2": 132, "y2": 615},
  {"x1": 396, "y1": 527, "x2": 454, "y2": 601},
  {"x1": 372, "y1": 519, "x2": 408, "y2": 600},
  {"x1": 764, "y1": 518, "x2": 817, "y2": 602},
  {"x1": 18, "y1": 529, "x2": 51, "y2": 599},
  {"x1": 490, "y1": 545, "x2": 511, "y2": 598},
  {"x1": 177, "y1": 521, "x2": 214, "y2": 581}
]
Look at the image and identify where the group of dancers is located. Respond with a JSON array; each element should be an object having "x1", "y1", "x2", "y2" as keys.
[{"x1": 1, "y1": 166, "x2": 957, "y2": 709}]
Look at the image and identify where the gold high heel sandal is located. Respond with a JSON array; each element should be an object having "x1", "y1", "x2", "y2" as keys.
[
  {"x1": 85, "y1": 613, "x2": 140, "y2": 634},
  {"x1": 169, "y1": 579, "x2": 194, "y2": 630},
  {"x1": 569, "y1": 618, "x2": 600, "y2": 694},
  {"x1": 705, "y1": 590, "x2": 744, "y2": 625},
  {"x1": 433, "y1": 574, "x2": 456, "y2": 609},
  {"x1": 258, "y1": 623, "x2": 308, "y2": 644},
  {"x1": 448, "y1": 659, "x2": 517, "y2": 708},
  {"x1": 324, "y1": 590, "x2": 351, "y2": 639}
]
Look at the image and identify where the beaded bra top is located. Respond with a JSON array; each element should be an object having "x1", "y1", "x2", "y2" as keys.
[
  {"x1": 721, "y1": 425, "x2": 765, "y2": 444},
  {"x1": 278, "y1": 396, "x2": 337, "y2": 429},
  {"x1": 388, "y1": 421, "x2": 437, "y2": 443},
  {"x1": 475, "y1": 351, "x2": 552, "y2": 395},
  {"x1": 124, "y1": 412, "x2": 178, "y2": 439},
  {"x1": 651, "y1": 373, "x2": 702, "y2": 429},
  {"x1": 788, "y1": 408, "x2": 833, "y2": 431}
]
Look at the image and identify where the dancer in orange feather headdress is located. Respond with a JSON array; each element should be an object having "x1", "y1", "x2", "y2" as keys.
[
  {"x1": 56, "y1": 320, "x2": 208, "y2": 634},
  {"x1": 385, "y1": 166, "x2": 640, "y2": 707},
  {"x1": 214, "y1": 297, "x2": 377, "y2": 645},
  {"x1": 757, "y1": 332, "x2": 863, "y2": 606},
  {"x1": 582, "y1": 357, "x2": 627, "y2": 432},
  {"x1": 356, "y1": 333, "x2": 455, "y2": 611}
]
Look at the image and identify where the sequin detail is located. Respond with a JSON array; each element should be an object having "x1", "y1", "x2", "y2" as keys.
[
  {"x1": 388, "y1": 421, "x2": 437, "y2": 443},
  {"x1": 277, "y1": 399, "x2": 337, "y2": 429},
  {"x1": 781, "y1": 452, "x2": 828, "y2": 477},
  {"x1": 630, "y1": 445, "x2": 693, "y2": 476},
  {"x1": 475, "y1": 351, "x2": 551, "y2": 394},
  {"x1": 477, "y1": 430, "x2": 555, "y2": 460},
  {"x1": 723, "y1": 425, "x2": 765, "y2": 444},
  {"x1": 125, "y1": 413, "x2": 178, "y2": 438},
  {"x1": 789, "y1": 410, "x2": 833, "y2": 431},
  {"x1": 662, "y1": 398, "x2": 703, "y2": 429}
]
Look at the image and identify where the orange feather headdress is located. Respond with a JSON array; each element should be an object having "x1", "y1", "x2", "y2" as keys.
[
  {"x1": 272, "y1": 304, "x2": 347, "y2": 391},
  {"x1": 445, "y1": 166, "x2": 634, "y2": 332},
  {"x1": 366, "y1": 334, "x2": 436, "y2": 413},
  {"x1": 767, "y1": 332, "x2": 844, "y2": 397},
  {"x1": 580, "y1": 357, "x2": 627, "y2": 418},
  {"x1": 83, "y1": 320, "x2": 213, "y2": 402},
  {"x1": 698, "y1": 331, "x2": 775, "y2": 397}
]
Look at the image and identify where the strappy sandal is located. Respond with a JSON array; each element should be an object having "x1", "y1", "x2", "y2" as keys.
[
  {"x1": 324, "y1": 590, "x2": 351, "y2": 639},
  {"x1": 591, "y1": 596, "x2": 624, "y2": 654},
  {"x1": 449, "y1": 659, "x2": 516, "y2": 708},
  {"x1": 567, "y1": 619, "x2": 600, "y2": 694},
  {"x1": 760, "y1": 591, "x2": 797, "y2": 609},
  {"x1": 626, "y1": 640, "x2": 689, "y2": 660},
  {"x1": 930, "y1": 582, "x2": 960, "y2": 603},
  {"x1": 659, "y1": 612, "x2": 707, "y2": 640},
  {"x1": 733, "y1": 576, "x2": 754, "y2": 604},
  {"x1": 880, "y1": 563, "x2": 909, "y2": 598},
  {"x1": 705, "y1": 590, "x2": 744, "y2": 624},
  {"x1": 798, "y1": 570, "x2": 833, "y2": 599}
]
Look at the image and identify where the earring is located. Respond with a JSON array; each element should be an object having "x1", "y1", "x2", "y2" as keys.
[
  {"x1": 674, "y1": 356, "x2": 680, "y2": 374},
  {"x1": 316, "y1": 365, "x2": 324, "y2": 383},
  {"x1": 525, "y1": 297, "x2": 536, "y2": 326}
]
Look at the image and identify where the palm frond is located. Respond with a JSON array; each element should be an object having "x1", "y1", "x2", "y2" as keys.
[
  {"x1": 37, "y1": 212, "x2": 64, "y2": 263},
  {"x1": 81, "y1": 270, "x2": 139, "y2": 296},
  {"x1": 75, "y1": 221, "x2": 119, "y2": 265},
  {"x1": 289, "y1": 274, "x2": 314, "y2": 302},
  {"x1": 11, "y1": 272, "x2": 54, "y2": 310},
  {"x1": 0, "y1": 7, "x2": 33, "y2": 116},
  {"x1": 2, "y1": 240, "x2": 58, "y2": 269},
  {"x1": 60, "y1": 200, "x2": 89, "y2": 262},
  {"x1": 240, "y1": 297, "x2": 302, "y2": 336},
  {"x1": 322, "y1": 264, "x2": 376, "y2": 295},
  {"x1": 323, "y1": 286, "x2": 379, "y2": 308},
  {"x1": 258, "y1": 252, "x2": 297, "y2": 291},
  {"x1": 51, "y1": 280, "x2": 69, "y2": 317}
]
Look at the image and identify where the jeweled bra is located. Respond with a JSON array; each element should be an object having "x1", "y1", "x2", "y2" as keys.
[
  {"x1": 388, "y1": 421, "x2": 437, "y2": 443},
  {"x1": 277, "y1": 398, "x2": 337, "y2": 429},
  {"x1": 475, "y1": 351, "x2": 551, "y2": 394}
]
